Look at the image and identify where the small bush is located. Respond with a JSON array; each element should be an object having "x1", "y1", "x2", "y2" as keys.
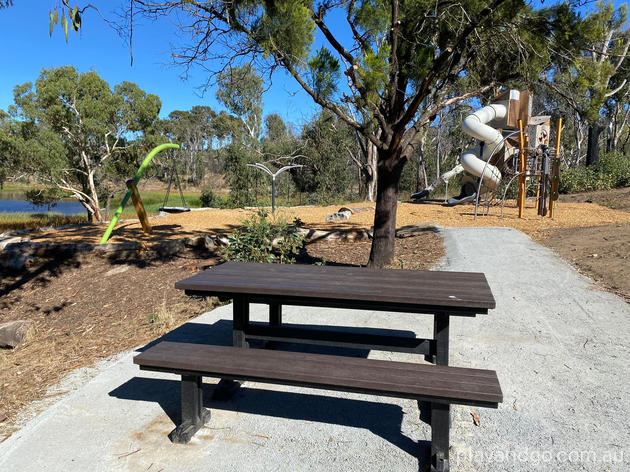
[
  {"x1": 200, "y1": 188, "x2": 218, "y2": 207},
  {"x1": 200, "y1": 188, "x2": 233, "y2": 209},
  {"x1": 221, "y1": 209, "x2": 305, "y2": 264}
]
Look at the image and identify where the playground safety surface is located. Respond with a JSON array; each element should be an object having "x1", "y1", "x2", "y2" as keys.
[{"x1": 23, "y1": 198, "x2": 630, "y2": 246}]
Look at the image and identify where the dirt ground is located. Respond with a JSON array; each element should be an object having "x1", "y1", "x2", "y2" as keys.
[
  {"x1": 532, "y1": 188, "x2": 630, "y2": 302},
  {"x1": 537, "y1": 223, "x2": 630, "y2": 301},
  {"x1": 0, "y1": 232, "x2": 443, "y2": 439},
  {"x1": 557, "y1": 186, "x2": 630, "y2": 212}
]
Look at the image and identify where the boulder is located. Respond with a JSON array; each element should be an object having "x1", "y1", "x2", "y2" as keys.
[
  {"x1": 325, "y1": 210, "x2": 352, "y2": 222},
  {"x1": 0, "y1": 253, "x2": 34, "y2": 271},
  {"x1": 93, "y1": 242, "x2": 140, "y2": 259},
  {"x1": 214, "y1": 235, "x2": 230, "y2": 247},
  {"x1": 396, "y1": 224, "x2": 440, "y2": 238},
  {"x1": 0, "y1": 237, "x2": 26, "y2": 251},
  {"x1": 0, "y1": 320, "x2": 34, "y2": 348},
  {"x1": 153, "y1": 239, "x2": 186, "y2": 257},
  {"x1": 204, "y1": 235, "x2": 216, "y2": 250}
]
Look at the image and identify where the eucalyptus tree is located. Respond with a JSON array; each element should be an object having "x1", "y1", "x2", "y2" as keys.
[
  {"x1": 8, "y1": 66, "x2": 161, "y2": 221},
  {"x1": 161, "y1": 106, "x2": 217, "y2": 184},
  {"x1": 540, "y1": 1, "x2": 629, "y2": 165},
  {"x1": 126, "y1": 0, "x2": 561, "y2": 266}
]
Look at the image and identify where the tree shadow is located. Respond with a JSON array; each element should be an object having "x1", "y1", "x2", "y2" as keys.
[{"x1": 0, "y1": 244, "x2": 83, "y2": 300}]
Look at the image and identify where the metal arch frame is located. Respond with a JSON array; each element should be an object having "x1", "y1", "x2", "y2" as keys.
[
  {"x1": 473, "y1": 129, "x2": 522, "y2": 220},
  {"x1": 247, "y1": 163, "x2": 303, "y2": 213}
]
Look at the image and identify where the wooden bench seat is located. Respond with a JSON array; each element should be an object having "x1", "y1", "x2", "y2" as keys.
[{"x1": 134, "y1": 341, "x2": 502, "y2": 472}]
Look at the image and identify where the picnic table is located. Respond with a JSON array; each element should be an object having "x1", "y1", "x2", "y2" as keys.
[
  {"x1": 137, "y1": 261, "x2": 500, "y2": 471},
  {"x1": 175, "y1": 261, "x2": 496, "y2": 367}
]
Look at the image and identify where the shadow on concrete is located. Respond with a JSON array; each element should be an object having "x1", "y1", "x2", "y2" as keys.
[
  {"x1": 112, "y1": 319, "x2": 429, "y2": 468},
  {"x1": 109, "y1": 377, "x2": 428, "y2": 470}
]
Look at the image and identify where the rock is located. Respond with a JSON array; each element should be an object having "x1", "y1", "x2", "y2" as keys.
[
  {"x1": 204, "y1": 235, "x2": 216, "y2": 250},
  {"x1": 325, "y1": 210, "x2": 352, "y2": 221},
  {"x1": 185, "y1": 236, "x2": 206, "y2": 248},
  {"x1": 0, "y1": 320, "x2": 34, "y2": 348},
  {"x1": 93, "y1": 242, "x2": 139, "y2": 258},
  {"x1": 296, "y1": 227, "x2": 371, "y2": 243},
  {"x1": 104, "y1": 265, "x2": 130, "y2": 277},
  {"x1": 185, "y1": 235, "x2": 216, "y2": 251},
  {"x1": 0, "y1": 253, "x2": 34, "y2": 271},
  {"x1": 0, "y1": 237, "x2": 26, "y2": 251},
  {"x1": 396, "y1": 224, "x2": 439, "y2": 238},
  {"x1": 153, "y1": 239, "x2": 186, "y2": 257},
  {"x1": 215, "y1": 235, "x2": 230, "y2": 247}
]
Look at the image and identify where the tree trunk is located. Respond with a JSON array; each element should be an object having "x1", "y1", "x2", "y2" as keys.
[
  {"x1": 365, "y1": 140, "x2": 378, "y2": 202},
  {"x1": 368, "y1": 152, "x2": 404, "y2": 268},
  {"x1": 416, "y1": 134, "x2": 428, "y2": 192},
  {"x1": 586, "y1": 123, "x2": 602, "y2": 166}
]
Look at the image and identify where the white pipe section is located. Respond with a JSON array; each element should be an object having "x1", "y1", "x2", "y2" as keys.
[
  {"x1": 424, "y1": 164, "x2": 465, "y2": 193},
  {"x1": 460, "y1": 101, "x2": 507, "y2": 189}
]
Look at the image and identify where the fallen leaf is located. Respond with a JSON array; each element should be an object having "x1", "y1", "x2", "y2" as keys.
[{"x1": 471, "y1": 411, "x2": 481, "y2": 426}]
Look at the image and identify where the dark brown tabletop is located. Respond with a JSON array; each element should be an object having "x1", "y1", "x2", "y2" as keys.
[{"x1": 176, "y1": 262, "x2": 495, "y2": 314}]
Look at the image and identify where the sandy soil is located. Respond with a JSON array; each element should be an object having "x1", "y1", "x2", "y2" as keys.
[{"x1": 22, "y1": 199, "x2": 630, "y2": 246}]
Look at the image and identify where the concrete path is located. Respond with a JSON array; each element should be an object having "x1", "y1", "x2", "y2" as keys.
[{"x1": 1, "y1": 227, "x2": 628, "y2": 471}]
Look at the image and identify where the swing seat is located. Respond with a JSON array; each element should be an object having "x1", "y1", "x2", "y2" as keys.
[{"x1": 159, "y1": 206, "x2": 191, "y2": 213}]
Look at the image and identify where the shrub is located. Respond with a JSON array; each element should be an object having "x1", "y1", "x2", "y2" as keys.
[
  {"x1": 559, "y1": 151, "x2": 630, "y2": 194},
  {"x1": 200, "y1": 188, "x2": 218, "y2": 207},
  {"x1": 200, "y1": 188, "x2": 233, "y2": 208},
  {"x1": 221, "y1": 209, "x2": 305, "y2": 264}
]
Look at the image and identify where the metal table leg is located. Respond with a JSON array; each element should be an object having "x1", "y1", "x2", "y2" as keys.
[{"x1": 213, "y1": 295, "x2": 250, "y2": 400}]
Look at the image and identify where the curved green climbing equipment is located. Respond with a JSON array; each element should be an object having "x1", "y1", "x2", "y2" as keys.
[{"x1": 100, "y1": 143, "x2": 180, "y2": 244}]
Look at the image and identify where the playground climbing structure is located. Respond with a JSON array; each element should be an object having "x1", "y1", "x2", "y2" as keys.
[{"x1": 411, "y1": 90, "x2": 563, "y2": 219}]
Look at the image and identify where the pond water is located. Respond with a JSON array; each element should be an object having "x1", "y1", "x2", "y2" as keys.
[{"x1": 0, "y1": 191, "x2": 86, "y2": 215}]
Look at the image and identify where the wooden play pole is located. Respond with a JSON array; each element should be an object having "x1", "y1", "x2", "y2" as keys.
[
  {"x1": 517, "y1": 120, "x2": 526, "y2": 218},
  {"x1": 127, "y1": 180, "x2": 152, "y2": 234},
  {"x1": 549, "y1": 117, "x2": 563, "y2": 218}
]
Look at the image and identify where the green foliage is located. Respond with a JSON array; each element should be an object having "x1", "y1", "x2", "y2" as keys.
[
  {"x1": 24, "y1": 187, "x2": 63, "y2": 208},
  {"x1": 257, "y1": 0, "x2": 314, "y2": 64},
  {"x1": 559, "y1": 151, "x2": 630, "y2": 193},
  {"x1": 308, "y1": 47, "x2": 340, "y2": 100},
  {"x1": 221, "y1": 210, "x2": 305, "y2": 264},
  {"x1": 199, "y1": 188, "x2": 230, "y2": 208},
  {"x1": 48, "y1": 2, "x2": 82, "y2": 42},
  {"x1": 216, "y1": 64, "x2": 263, "y2": 138},
  {"x1": 5, "y1": 65, "x2": 161, "y2": 221},
  {"x1": 293, "y1": 111, "x2": 357, "y2": 202}
]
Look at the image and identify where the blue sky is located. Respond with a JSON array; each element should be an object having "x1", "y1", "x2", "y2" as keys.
[
  {"x1": 0, "y1": 1, "x2": 321, "y2": 127},
  {"x1": 1, "y1": 1, "x2": 627, "y2": 128}
]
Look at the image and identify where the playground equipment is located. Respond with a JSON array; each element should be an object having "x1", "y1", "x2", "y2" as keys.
[
  {"x1": 247, "y1": 163, "x2": 303, "y2": 213},
  {"x1": 160, "y1": 152, "x2": 190, "y2": 214},
  {"x1": 100, "y1": 143, "x2": 180, "y2": 244},
  {"x1": 411, "y1": 90, "x2": 563, "y2": 218}
]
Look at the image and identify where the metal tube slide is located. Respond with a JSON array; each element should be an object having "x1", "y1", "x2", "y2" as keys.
[{"x1": 460, "y1": 102, "x2": 507, "y2": 189}]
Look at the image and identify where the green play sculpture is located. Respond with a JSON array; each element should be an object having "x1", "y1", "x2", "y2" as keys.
[{"x1": 100, "y1": 143, "x2": 180, "y2": 244}]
